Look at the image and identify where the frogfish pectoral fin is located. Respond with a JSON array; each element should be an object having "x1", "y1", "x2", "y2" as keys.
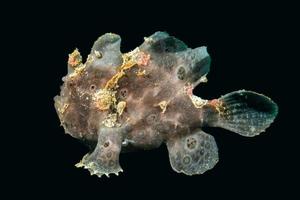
[
  {"x1": 166, "y1": 129, "x2": 219, "y2": 175},
  {"x1": 75, "y1": 127, "x2": 123, "y2": 177}
]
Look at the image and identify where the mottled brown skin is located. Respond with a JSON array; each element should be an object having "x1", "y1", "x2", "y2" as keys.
[
  {"x1": 54, "y1": 32, "x2": 278, "y2": 177},
  {"x1": 116, "y1": 62, "x2": 201, "y2": 148},
  {"x1": 56, "y1": 50, "x2": 201, "y2": 148}
]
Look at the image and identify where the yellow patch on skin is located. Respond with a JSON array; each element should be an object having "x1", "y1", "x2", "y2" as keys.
[
  {"x1": 102, "y1": 113, "x2": 120, "y2": 128},
  {"x1": 86, "y1": 54, "x2": 94, "y2": 64},
  {"x1": 155, "y1": 100, "x2": 169, "y2": 113},
  {"x1": 215, "y1": 105, "x2": 226, "y2": 115},
  {"x1": 68, "y1": 64, "x2": 86, "y2": 78},
  {"x1": 105, "y1": 49, "x2": 138, "y2": 90},
  {"x1": 58, "y1": 103, "x2": 69, "y2": 114},
  {"x1": 136, "y1": 69, "x2": 146, "y2": 76},
  {"x1": 55, "y1": 102, "x2": 70, "y2": 124},
  {"x1": 94, "y1": 89, "x2": 116, "y2": 111},
  {"x1": 90, "y1": 48, "x2": 150, "y2": 128},
  {"x1": 94, "y1": 50, "x2": 102, "y2": 58},
  {"x1": 190, "y1": 95, "x2": 208, "y2": 109},
  {"x1": 210, "y1": 100, "x2": 226, "y2": 115},
  {"x1": 144, "y1": 37, "x2": 154, "y2": 44},
  {"x1": 117, "y1": 101, "x2": 126, "y2": 116}
]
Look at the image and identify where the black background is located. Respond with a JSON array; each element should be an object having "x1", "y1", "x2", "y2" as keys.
[{"x1": 3, "y1": 1, "x2": 297, "y2": 199}]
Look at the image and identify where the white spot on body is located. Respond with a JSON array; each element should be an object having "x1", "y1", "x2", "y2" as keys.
[{"x1": 94, "y1": 50, "x2": 102, "y2": 58}]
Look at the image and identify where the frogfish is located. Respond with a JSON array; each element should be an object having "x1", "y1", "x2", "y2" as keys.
[{"x1": 54, "y1": 32, "x2": 278, "y2": 177}]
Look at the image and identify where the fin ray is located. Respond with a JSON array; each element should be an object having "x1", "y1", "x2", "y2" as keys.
[{"x1": 205, "y1": 90, "x2": 278, "y2": 137}]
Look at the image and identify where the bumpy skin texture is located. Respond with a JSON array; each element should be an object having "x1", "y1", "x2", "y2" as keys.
[{"x1": 54, "y1": 32, "x2": 278, "y2": 177}]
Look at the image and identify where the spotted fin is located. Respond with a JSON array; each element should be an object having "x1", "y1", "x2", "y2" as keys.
[
  {"x1": 166, "y1": 129, "x2": 218, "y2": 175},
  {"x1": 89, "y1": 33, "x2": 123, "y2": 69},
  {"x1": 179, "y1": 47, "x2": 211, "y2": 85},
  {"x1": 140, "y1": 31, "x2": 188, "y2": 53},
  {"x1": 204, "y1": 90, "x2": 278, "y2": 137},
  {"x1": 75, "y1": 127, "x2": 123, "y2": 177}
]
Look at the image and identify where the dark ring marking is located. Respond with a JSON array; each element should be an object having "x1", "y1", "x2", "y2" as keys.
[
  {"x1": 103, "y1": 141, "x2": 110, "y2": 148},
  {"x1": 90, "y1": 84, "x2": 96, "y2": 91},
  {"x1": 119, "y1": 88, "x2": 128, "y2": 99},
  {"x1": 183, "y1": 155, "x2": 191, "y2": 165},
  {"x1": 177, "y1": 67, "x2": 186, "y2": 80},
  {"x1": 186, "y1": 137, "x2": 197, "y2": 150}
]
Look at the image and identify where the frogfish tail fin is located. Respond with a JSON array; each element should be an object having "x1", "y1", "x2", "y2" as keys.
[{"x1": 203, "y1": 90, "x2": 278, "y2": 137}]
